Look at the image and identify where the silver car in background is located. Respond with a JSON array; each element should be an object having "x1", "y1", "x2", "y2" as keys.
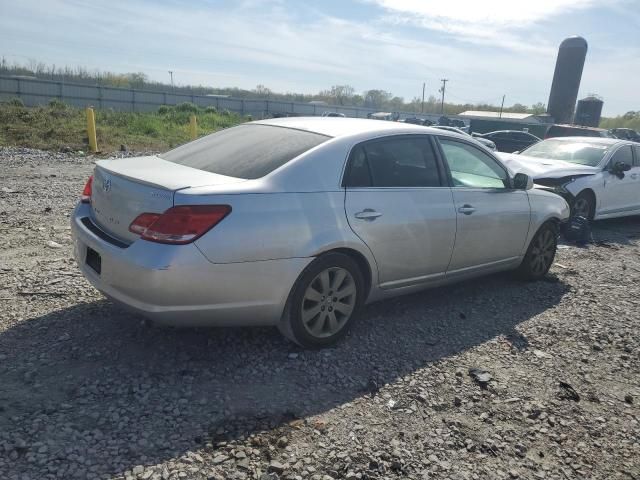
[
  {"x1": 71, "y1": 118, "x2": 569, "y2": 347},
  {"x1": 431, "y1": 125, "x2": 497, "y2": 151}
]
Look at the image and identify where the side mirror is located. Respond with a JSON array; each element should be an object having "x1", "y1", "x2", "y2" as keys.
[
  {"x1": 610, "y1": 161, "x2": 631, "y2": 179},
  {"x1": 513, "y1": 172, "x2": 533, "y2": 190}
]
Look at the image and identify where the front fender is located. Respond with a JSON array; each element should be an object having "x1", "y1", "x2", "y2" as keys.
[{"x1": 524, "y1": 189, "x2": 570, "y2": 252}]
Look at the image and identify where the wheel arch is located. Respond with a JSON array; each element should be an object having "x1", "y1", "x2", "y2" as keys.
[
  {"x1": 574, "y1": 188, "x2": 596, "y2": 215},
  {"x1": 526, "y1": 218, "x2": 560, "y2": 251},
  {"x1": 324, "y1": 247, "x2": 373, "y2": 299}
]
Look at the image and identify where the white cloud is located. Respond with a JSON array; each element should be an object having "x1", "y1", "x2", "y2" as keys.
[
  {"x1": 0, "y1": 0, "x2": 633, "y2": 114},
  {"x1": 367, "y1": 0, "x2": 606, "y2": 56},
  {"x1": 370, "y1": 0, "x2": 598, "y2": 27}
]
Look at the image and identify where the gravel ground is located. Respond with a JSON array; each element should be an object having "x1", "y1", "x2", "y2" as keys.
[{"x1": 0, "y1": 146, "x2": 638, "y2": 480}]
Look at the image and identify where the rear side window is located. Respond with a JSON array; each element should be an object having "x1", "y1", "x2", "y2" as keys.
[
  {"x1": 634, "y1": 146, "x2": 640, "y2": 166},
  {"x1": 343, "y1": 137, "x2": 442, "y2": 188},
  {"x1": 160, "y1": 124, "x2": 330, "y2": 179}
]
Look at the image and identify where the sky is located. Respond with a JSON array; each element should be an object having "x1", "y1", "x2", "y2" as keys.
[{"x1": 1, "y1": 0, "x2": 639, "y2": 116}]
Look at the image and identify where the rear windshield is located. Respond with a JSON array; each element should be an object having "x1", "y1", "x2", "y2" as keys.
[{"x1": 160, "y1": 124, "x2": 330, "y2": 179}]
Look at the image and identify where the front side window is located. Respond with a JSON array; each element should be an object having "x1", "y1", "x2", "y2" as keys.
[
  {"x1": 343, "y1": 137, "x2": 442, "y2": 188},
  {"x1": 160, "y1": 124, "x2": 330, "y2": 179},
  {"x1": 439, "y1": 138, "x2": 508, "y2": 188},
  {"x1": 609, "y1": 145, "x2": 634, "y2": 168}
]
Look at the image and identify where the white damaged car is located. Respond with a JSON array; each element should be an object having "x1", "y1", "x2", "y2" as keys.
[{"x1": 498, "y1": 137, "x2": 640, "y2": 220}]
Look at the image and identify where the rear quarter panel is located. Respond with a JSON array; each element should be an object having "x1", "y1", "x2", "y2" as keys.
[{"x1": 178, "y1": 191, "x2": 375, "y2": 267}]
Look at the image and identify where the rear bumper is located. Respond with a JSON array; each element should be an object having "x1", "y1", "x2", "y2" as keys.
[{"x1": 71, "y1": 203, "x2": 311, "y2": 326}]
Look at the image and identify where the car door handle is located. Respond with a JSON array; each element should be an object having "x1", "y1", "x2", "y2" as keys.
[
  {"x1": 458, "y1": 204, "x2": 476, "y2": 215},
  {"x1": 354, "y1": 209, "x2": 383, "y2": 220}
]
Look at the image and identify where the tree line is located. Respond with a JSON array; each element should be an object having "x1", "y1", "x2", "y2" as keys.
[
  {"x1": 1, "y1": 58, "x2": 548, "y2": 115},
  {"x1": 1, "y1": 58, "x2": 633, "y2": 127}
]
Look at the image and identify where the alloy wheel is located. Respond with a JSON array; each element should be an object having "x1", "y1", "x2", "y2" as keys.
[
  {"x1": 529, "y1": 229, "x2": 555, "y2": 276},
  {"x1": 301, "y1": 267, "x2": 356, "y2": 338}
]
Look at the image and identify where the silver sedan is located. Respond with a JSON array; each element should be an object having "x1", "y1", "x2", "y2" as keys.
[{"x1": 71, "y1": 118, "x2": 569, "y2": 347}]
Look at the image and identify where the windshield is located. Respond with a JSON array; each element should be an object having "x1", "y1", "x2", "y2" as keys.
[
  {"x1": 160, "y1": 124, "x2": 330, "y2": 179},
  {"x1": 520, "y1": 139, "x2": 611, "y2": 166}
]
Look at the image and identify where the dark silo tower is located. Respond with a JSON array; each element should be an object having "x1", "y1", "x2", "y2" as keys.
[
  {"x1": 547, "y1": 36, "x2": 588, "y2": 124},
  {"x1": 575, "y1": 95, "x2": 604, "y2": 127}
]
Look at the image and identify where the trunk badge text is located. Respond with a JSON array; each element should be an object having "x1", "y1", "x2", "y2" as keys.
[{"x1": 102, "y1": 178, "x2": 112, "y2": 193}]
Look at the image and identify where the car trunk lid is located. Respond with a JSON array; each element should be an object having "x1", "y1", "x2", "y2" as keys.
[{"x1": 89, "y1": 156, "x2": 244, "y2": 243}]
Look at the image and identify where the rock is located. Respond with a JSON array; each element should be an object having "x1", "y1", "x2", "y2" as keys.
[
  {"x1": 533, "y1": 349, "x2": 552, "y2": 359},
  {"x1": 277, "y1": 436, "x2": 288, "y2": 448},
  {"x1": 46, "y1": 240, "x2": 63, "y2": 249},
  {"x1": 269, "y1": 460, "x2": 287, "y2": 473},
  {"x1": 624, "y1": 394, "x2": 633, "y2": 404},
  {"x1": 468, "y1": 368, "x2": 492, "y2": 388},
  {"x1": 212, "y1": 454, "x2": 229, "y2": 464},
  {"x1": 288, "y1": 353, "x2": 299, "y2": 359},
  {"x1": 132, "y1": 465, "x2": 144, "y2": 475},
  {"x1": 453, "y1": 396, "x2": 462, "y2": 407}
]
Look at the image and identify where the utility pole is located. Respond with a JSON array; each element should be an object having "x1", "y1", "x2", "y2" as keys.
[
  {"x1": 421, "y1": 82, "x2": 426, "y2": 114},
  {"x1": 439, "y1": 79, "x2": 448, "y2": 114},
  {"x1": 499, "y1": 94, "x2": 505, "y2": 118},
  {"x1": 168, "y1": 70, "x2": 174, "y2": 91}
]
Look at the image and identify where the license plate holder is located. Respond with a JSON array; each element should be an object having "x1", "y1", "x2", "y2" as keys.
[{"x1": 86, "y1": 247, "x2": 102, "y2": 275}]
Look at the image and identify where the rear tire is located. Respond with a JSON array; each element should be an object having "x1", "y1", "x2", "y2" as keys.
[
  {"x1": 517, "y1": 222, "x2": 558, "y2": 281},
  {"x1": 572, "y1": 191, "x2": 595, "y2": 220},
  {"x1": 279, "y1": 253, "x2": 365, "y2": 348}
]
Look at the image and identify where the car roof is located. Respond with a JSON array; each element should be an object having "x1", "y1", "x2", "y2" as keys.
[
  {"x1": 254, "y1": 116, "x2": 436, "y2": 138},
  {"x1": 486, "y1": 130, "x2": 535, "y2": 134},
  {"x1": 550, "y1": 123, "x2": 607, "y2": 132}
]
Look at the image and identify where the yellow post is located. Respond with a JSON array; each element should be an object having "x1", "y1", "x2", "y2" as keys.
[
  {"x1": 86, "y1": 107, "x2": 98, "y2": 153},
  {"x1": 189, "y1": 114, "x2": 198, "y2": 140}
]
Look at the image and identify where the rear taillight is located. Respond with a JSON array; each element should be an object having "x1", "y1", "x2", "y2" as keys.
[
  {"x1": 129, "y1": 205, "x2": 231, "y2": 244},
  {"x1": 81, "y1": 176, "x2": 93, "y2": 203},
  {"x1": 128, "y1": 212, "x2": 161, "y2": 235}
]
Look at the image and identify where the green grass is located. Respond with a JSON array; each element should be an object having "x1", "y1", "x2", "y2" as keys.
[
  {"x1": 0, "y1": 100, "x2": 247, "y2": 153},
  {"x1": 600, "y1": 115, "x2": 640, "y2": 132}
]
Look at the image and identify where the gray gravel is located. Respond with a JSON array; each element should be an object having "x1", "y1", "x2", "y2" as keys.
[{"x1": 0, "y1": 146, "x2": 639, "y2": 480}]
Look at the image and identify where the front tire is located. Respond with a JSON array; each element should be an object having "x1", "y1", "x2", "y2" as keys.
[
  {"x1": 572, "y1": 191, "x2": 595, "y2": 220},
  {"x1": 517, "y1": 222, "x2": 558, "y2": 280},
  {"x1": 279, "y1": 253, "x2": 365, "y2": 348}
]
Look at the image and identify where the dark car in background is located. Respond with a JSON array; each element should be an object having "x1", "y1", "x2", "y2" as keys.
[
  {"x1": 432, "y1": 125, "x2": 496, "y2": 150},
  {"x1": 545, "y1": 124, "x2": 612, "y2": 139},
  {"x1": 475, "y1": 130, "x2": 541, "y2": 153},
  {"x1": 403, "y1": 117, "x2": 435, "y2": 126},
  {"x1": 610, "y1": 128, "x2": 640, "y2": 142}
]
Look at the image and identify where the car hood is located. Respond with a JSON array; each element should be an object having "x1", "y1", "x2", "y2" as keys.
[{"x1": 497, "y1": 153, "x2": 599, "y2": 179}]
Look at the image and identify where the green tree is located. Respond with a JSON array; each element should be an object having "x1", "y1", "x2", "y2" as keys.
[{"x1": 363, "y1": 89, "x2": 392, "y2": 109}]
